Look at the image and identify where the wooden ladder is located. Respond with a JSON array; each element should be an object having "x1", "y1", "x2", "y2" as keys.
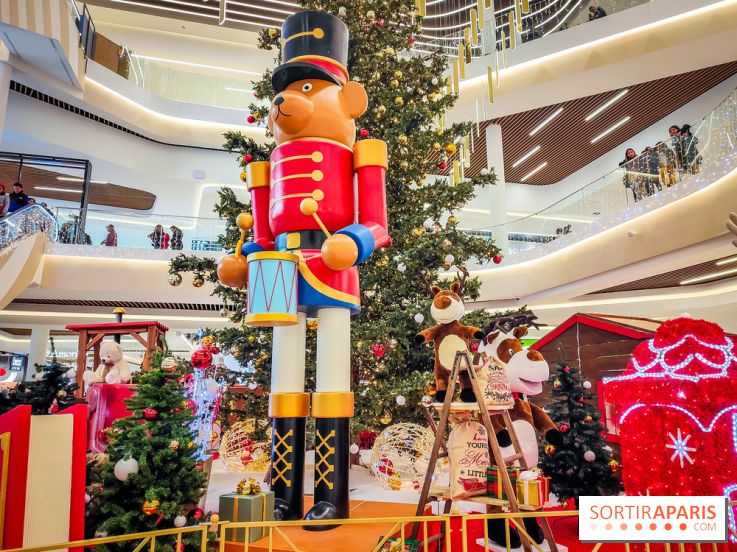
[{"x1": 413, "y1": 351, "x2": 558, "y2": 552}]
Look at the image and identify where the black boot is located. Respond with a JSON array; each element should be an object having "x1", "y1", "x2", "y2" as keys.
[
  {"x1": 304, "y1": 417, "x2": 350, "y2": 530},
  {"x1": 523, "y1": 517, "x2": 545, "y2": 545},
  {"x1": 487, "y1": 517, "x2": 521, "y2": 549},
  {"x1": 271, "y1": 416, "x2": 306, "y2": 521}
]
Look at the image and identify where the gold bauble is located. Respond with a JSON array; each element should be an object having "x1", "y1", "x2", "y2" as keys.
[
  {"x1": 442, "y1": 239, "x2": 453, "y2": 250},
  {"x1": 411, "y1": 227, "x2": 425, "y2": 237},
  {"x1": 356, "y1": 341, "x2": 364, "y2": 349},
  {"x1": 231, "y1": 346, "x2": 241, "y2": 357},
  {"x1": 447, "y1": 215, "x2": 458, "y2": 226},
  {"x1": 432, "y1": 142, "x2": 441, "y2": 151},
  {"x1": 445, "y1": 143, "x2": 457, "y2": 155},
  {"x1": 307, "y1": 319, "x2": 318, "y2": 331},
  {"x1": 384, "y1": 47, "x2": 395, "y2": 56},
  {"x1": 200, "y1": 336, "x2": 214, "y2": 346},
  {"x1": 377, "y1": 105, "x2": 386, "y2": 114},
  {"x1": 379, "y1": 411, "x2": 393, "y2": 424},
  {"x1": 394, "y1": 97, "x2": 404, "y2": 106},
  {"x1": 400, "y1": 161, "x2": 409, "y2": 169},
  {"x1": 192, "y1": 275, "x2": 205, "y2": 288},
  {"x1": 609, "y1": 459, "x2": 619, "y2": 472},
  {"x1": 377, "y1": 257, "x2": 388, "y2": 267},
  {"x1": 398, "y1": 135, "x2": 408, "y2": 145},
  {"x1": 248, "y1": 335, "x2": 256, "y2": 343},
  {"x1": 142, "y1": 499, "x2": 160, "y2": 515},
  {"x1": 387, "y1": 474, "x2": 402, "y2": 490},
  {"x1": 366, "y1": 10, "x2": 375, "y2": 19},
  {"x1": 169, "y1": 440, "x2": 179, "y2": 451},
  {"x1": 161, "y1": 357, "x2": 177, "y2": 372},
  {"x1": 393, "y1": 70, "x2": 403, "y2": 79},
  {"x1": 168, "y1": 273, "x2": 182, "y2": 286},
  {"x1": 390, "y1": 79, "x2": 399, "y2": 88},
  {"x1": 240, "y1": 170, "x2": 247, "y2": 182},
  {"x1": 268, "y1": 28, "x2": 278, "y2": 38},
  {"x1": 545, "y1": 444, "x2": 556, "y2": 455}
]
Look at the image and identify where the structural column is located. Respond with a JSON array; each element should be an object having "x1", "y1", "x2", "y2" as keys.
[
  {"x1": 28, "y1": 325, "x2": 51, "y2": 378},
  {"x1": 485, "y1": 124, "x2": 508, "y2": 255},
  {"x1": 0, "y1": 45, "x2": 12, "y2": 143}
]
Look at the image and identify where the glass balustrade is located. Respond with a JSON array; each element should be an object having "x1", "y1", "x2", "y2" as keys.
[
  {"x1": 416, "y1": 0, "x2": 650, "y2": 58},
  {"x1": 0, "y1": 205, "x2": 59, "y2": 251},
  {"x1": 50, "y1": 208, "x2": 228, "y2": 253},
  {"x1": 465, "y1": 88, "x2": 737, "y2": 266}
]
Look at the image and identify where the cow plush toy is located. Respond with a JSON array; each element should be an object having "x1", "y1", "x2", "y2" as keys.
[
  {"x1": 415, "y1": 268, "x2": 485, "y2": 403},
  {"x1": 478, "y1": 314, "x2": 562, "y2": 549}
]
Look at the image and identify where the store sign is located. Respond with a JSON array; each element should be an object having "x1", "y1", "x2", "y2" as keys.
[{"x1": 579, "y1": 496, "x2": 728, "y2": 543}]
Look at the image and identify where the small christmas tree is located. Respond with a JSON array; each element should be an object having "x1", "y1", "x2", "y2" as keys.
[
  {"x1": 0, "y1": 339, "x2": 81, "y2": 415},
  {"x1": 538, "y1": 362, "x2": 622, "y2": 505},
  {"x1": 86, "y1": 352, "x2": 208, "y2": 549}
]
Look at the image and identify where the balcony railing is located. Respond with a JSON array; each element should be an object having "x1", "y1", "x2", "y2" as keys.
[
  {"x1": 464, "y1": 87, "x2": 737, "y2": 266},
  {"x1": 0, "y1": 205, "x2": 59, "y2": 251}
]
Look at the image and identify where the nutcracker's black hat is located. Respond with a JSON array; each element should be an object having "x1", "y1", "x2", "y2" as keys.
[{"x1": 272, "y1": 11, "x2": 349, "y2": 93}]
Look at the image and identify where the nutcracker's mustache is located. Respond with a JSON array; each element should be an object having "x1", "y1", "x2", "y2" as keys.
[{"x1": 274, "y1": 105, "x2": 291, "y2": 121}]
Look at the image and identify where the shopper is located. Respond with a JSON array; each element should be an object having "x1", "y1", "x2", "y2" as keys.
[
  {"x1": 619, "y1": 148, "x2": 644, "y2": 202},
  {"x1": 640, "y1": 146, "x2": 661, "y2": 195},
  {"x1": 8, "y1": 182, "x2": 29, "y2": 213},
  {"x1": 680, "y1": 124, "x2": 700, "y2": 173},
  {"x1": 170, "y1": 225, "x2": 183, "y2": 250},
  {"x1": 588, "y1": 5, "x2": 607, "y2": 20},
  {"x1": 0, "y1": 184, "x2": 8, "y2": 218},
  {"x1": 149, "y1": 224, "x2": 164, "y2": 249},
  {"x1": 102, "y1": 224, "x2": 118, "y2": 247},
  {"x1": 656, "y1": 141, "x2": 679, "y2": 187}
]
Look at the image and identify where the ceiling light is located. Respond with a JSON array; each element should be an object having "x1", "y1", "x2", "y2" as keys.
[
  {"x1": 591, "y1": 116, "x2": 631, "y2": 144},
  {"x1": 529, "y1": 108, "x2": 563, "y2": 136},
  {"x1": 680, "y1": 267, "x2": 737, "y2": 286},
  {"x1": 585, "y1": 89, "x2": 629, "y2": 121},
  {"x1": 35, "y1": 186, "x2": 82, "y2": 194},
  {"x1": 57, "y1": 177, "x2": 108, "y2": 184},
  {"x1": 225, "y1": 87, "x2": 253, "y2": 93},
  {"x1": 520, "y1": 162, "x2": 548, "y2": 182},
  {"x1": 716, "y1": 255, "x2": 737, "y2": 266},
  {"x1": 512, "y1": 145, "x2": 541, "y2": 168}
]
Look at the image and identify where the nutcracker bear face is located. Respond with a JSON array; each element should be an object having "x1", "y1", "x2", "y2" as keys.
[{"x1": 268, "y1": 79, "x2": 368, "y2": 148}]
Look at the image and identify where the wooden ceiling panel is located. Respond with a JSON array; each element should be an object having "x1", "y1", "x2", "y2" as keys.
[
  {"x1": 466, "y1": 61, "x2": 737, "y2": 184},
  {"x1": 0, "y1": 162, "x2": 156, "y2": 210}
]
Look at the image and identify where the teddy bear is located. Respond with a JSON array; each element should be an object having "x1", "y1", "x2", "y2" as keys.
[{"x1": 83, "y1": 340, "x2": 131, "y2": 385}]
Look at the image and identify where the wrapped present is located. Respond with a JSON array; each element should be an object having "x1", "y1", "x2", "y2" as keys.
[
  {"x1": 219, "y1": 491, "x2": 274, "y2": 542},
  {"x1": 486, "y1": 465, "x2": 521, "y2": 501},
  {"x1": 377, "y1": 537, "x2": 421, "y2": 551},
  {"x1": 516, "y1": 470, "x2": 550, "y2": 508}
]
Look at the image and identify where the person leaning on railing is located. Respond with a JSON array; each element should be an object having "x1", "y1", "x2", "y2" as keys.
[
  {"x1": 656, "y1": 140, "x2": 679, "y2": 187},
  {"x1": 0, "y1": 184, "x2": 8, "y2": 218},
  {"x1": 680, "y1": 124, "x2": 701, "y2": 174},
  {"x1": 620, "y1": 148, "x2": 646, "y2": 202}
]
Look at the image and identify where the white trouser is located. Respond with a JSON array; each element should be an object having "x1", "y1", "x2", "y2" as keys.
[{"x1": 271, "y1": 307, "x2": 351, "y2": 394}]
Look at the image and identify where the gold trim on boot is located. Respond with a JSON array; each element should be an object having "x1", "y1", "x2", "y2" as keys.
[
  {"x1": 269, "y1": 392, "x2": 310, "y2": 418},
  {"x1": 311, "y1": 392, "x2": 354, "y2": 418}
]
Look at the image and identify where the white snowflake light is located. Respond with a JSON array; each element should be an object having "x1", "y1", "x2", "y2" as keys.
[{"x1": 665, "y1": 428, "x2": 697, "y2": 468}]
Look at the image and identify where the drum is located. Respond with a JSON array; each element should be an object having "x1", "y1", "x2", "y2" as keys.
[{"x1": 245, "y1": 251, "x2": 300, "y2": 326}]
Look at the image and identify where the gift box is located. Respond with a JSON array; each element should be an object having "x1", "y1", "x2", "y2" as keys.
[
  {"x1": 219, "y1": 491, "x2": 274, "y2": 542},
  {"x1": 377, "y1": 537, "x2": 421, "y2": 551},
  {"x1": 486, "y1": 466, "x2": 521, "y2": 501},
  {"x1": 516, "y1": 471, "x2": 550, "y2": 508}
]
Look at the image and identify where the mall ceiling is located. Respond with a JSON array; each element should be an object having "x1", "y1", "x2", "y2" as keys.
[
  {"x1": 0, "y1": 162, "x2": 156, "y2": 210},
  {"x1": 467, "y1": 61, "x2": 737, "y2": 185}
]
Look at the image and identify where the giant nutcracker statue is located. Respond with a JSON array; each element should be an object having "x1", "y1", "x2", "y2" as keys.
[{"x1": 217, "y1": 11, "x2": 389, "y2": 526}]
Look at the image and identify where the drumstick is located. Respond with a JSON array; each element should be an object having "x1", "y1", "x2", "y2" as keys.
[
  {"x1": 300, "y1": 199, "x2": 332, "y2": 239},
  {"x1": 234, "y1": 212, "x2": 254, "y2": 258}
]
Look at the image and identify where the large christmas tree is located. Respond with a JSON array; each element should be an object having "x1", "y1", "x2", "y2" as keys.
[
  {"x1": 170, "y1": 0, "x2": 502, "y2": 429},
  {"x1": 86, "y1": 353, "x2": 208, "y2": 549},
  {"x1": 538, "y1": 362, "x2": 623, "y2": 505}
]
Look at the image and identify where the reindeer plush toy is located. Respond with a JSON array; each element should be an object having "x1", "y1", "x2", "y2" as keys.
[{"x1": 415, "y1": 268, "x2": 485, "y2": 403}]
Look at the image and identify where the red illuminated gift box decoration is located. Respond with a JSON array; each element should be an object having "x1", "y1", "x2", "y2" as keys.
[{"x1": 603, "y1": 317, "x2": 737, "y2": 540}]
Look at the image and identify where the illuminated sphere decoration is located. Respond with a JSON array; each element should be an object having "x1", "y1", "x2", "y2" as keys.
[
  {"x1": 370, "y1": 423, "x2": 440, "y2": 490},
  {"x1": 218, "y1": 420, "x2": 272, "y2": 473},
  {"x1": 604, "y1": 316, "x2": 737, "y2": 528}
]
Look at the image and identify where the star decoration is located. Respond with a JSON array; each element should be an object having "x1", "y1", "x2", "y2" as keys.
[{"x1": 665, "y1": 428, "x2": 697, "y2": 468}]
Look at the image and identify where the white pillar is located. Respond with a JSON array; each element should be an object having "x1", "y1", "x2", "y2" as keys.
[
  {"x1": 28, "y1": 325, "x2": 51, "y2": 378},
  {"x1": 485, "y1": 124, "x2": 508, "y2": 254},
  {"x1": 0, "y1": 50, "x2": 12, "y2": 142}
]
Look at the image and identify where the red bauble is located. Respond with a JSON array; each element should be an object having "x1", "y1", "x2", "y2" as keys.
[
  {"x1": 144, "y1": 408, "x2": 158, "y2": 419},
  {"x1": 559, "y1": 422, "x2": 570, "y2": 433},
  {"x1": 192, "y1": 508, "x2": 204, "y2": 520},
  {"x1": 375, "y1": 18, "x2": 384, "y2": 26},
  {"x1": 0, "y1": 368, "x2": 6, "y2": 377},
  {"x1": 371, "y1": 343, "x2": 387, "y2": 358},
  {"x1": 492, "y1": 255, "x2": 503, "y2": 264},
  {"x1": 97, "y1": 429, "x2": 108, "y2": 443},
  {"x1": 190, "y1": 349, "x2": 213, "y2": 369},
  {"x1": 563, "y1": 366, "x2": 570, "y2": 372},
  {"x1": 438, "y1": 161, "x2": 447, "y2": 170},
  {"x1": 470, "y1": 342, "x2": 479, "y2": 353},
  {"x1": 359, "y1": 129, "x2": 369, "y2": 138},
  {"x1": 49, "y1": 402, "x2": 59, "y2": 414},
  {"x1": 246, "y1": 115, "x2": 256, "y2": 124},
  {"x1": 408, "y1": 36, "x2": 415, "y2": 45},
  {"x1": 244, "y1": 154, "x2": 253, "y2": 163},
  {"x1": 210, "y1": 346, "x2": 220, "y2": 354}
]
